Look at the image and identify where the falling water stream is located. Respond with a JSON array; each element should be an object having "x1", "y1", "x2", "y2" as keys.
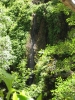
[{"x1": 27, "y1": 14, "x2": 37, "y2": 85}]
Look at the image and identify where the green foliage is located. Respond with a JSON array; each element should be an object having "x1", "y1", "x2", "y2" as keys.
[
  {"x1": 35, "y1": 31, "x2": 75, "y2": 99},
  {"x1": 0, "y1": 68, "x2": 15, "y2": 100},
  {"x1": 1, "y1": 0, "x2": 75, "y2": 100},
  {"x1": 52, "y1": 74, "x2": 75, "y2": 100},
  {"x1": 0, "y1": 0, "x2": 15, "y2": 7},
  {"x1": 6, "y1": 0, "x2": 34, "y2": 67},
  {"x1": 34, "y1": 1, "x2": 69, "y2": 45},
  {"x1": 37, "y1": 94, "x2": 42, "y2": 100},
  {"x1": 25, "y1": 82, "x2": 43, "y2": 98},
  {"x1": 0, "y1": 69, "x2": 14, "y2": 91},
  {"x1": 0, "y1": 68, "x2": 34, "y2": 100},
  {"x1": 68, "y1": 28, "x2": 75, "y2": 39},
  {"x1": 0, "y1": 3, "x2": 12, "y2": 36},
  {"x1": 0, "y1": 36, "x2": 14, "y2": 70},
  {"x1": 12, "y1": 59, "x2": 31, "y2": 90},
  {"x1": 0, "y1": 2, "x2": 15, "y2": 70},
  {"x1": 66, "y1": 12, "x2": 75, "y2": 25},
  {"x1": 12, "y1": 91, "x2": 34, "y2": 100},
  {"x1": 36, "y1": 37, "x2": 75, "y2": 74}
]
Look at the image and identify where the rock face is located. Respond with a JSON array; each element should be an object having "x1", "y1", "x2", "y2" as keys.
[
  {"x1": 26, "y1": 13, "x2": 47, "y2": 85},
  {"x1": 26, "y1": 0, "x2": 47, "y2": 86},
  {"x1": 27, "y1": 15, "x2": 46, "y2": 66},
  {"x1": 62, "y1": 0, "x2": 75, "y2": 11}
]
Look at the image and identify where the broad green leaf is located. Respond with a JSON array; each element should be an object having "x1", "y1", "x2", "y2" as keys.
[
  {"x1": 0, "y1": 68, "x2": 14, "y2": 91},
  {"x1": 0, "y1": 90, "x2": 4, "y2": 99},
  {"x1": 17, "y1": 94, "x2": 34, "y2": 100},
  {"x1": 12, "y1": 92, "x2": 18, "y2": 100},
  {"x1": 6, "y1": 88, "x2": 15, "y2": 100},
  {"x1": 37, "y1": 94, "x2": 42, "y2": 100}
]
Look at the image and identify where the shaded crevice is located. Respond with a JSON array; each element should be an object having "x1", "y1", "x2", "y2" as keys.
[
  {"x1": 27, "y1": 14, "x2": 47, "y2": 85},
  {"x1": 26, "y1": 15, "x2": 37, "y2": 85}
]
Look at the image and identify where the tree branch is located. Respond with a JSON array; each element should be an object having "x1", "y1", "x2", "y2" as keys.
[{"x1": 61, "y1": 0, "x2": 75, "y2": 11}]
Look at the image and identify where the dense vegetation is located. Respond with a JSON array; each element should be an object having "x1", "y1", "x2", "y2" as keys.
[{"x1": 0, "y1": 0, "x2": 75, "y2": 100}]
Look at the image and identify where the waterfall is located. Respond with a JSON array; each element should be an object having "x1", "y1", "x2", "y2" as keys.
[
  {"x1": 26, "y1": 2, "x2": 47, "y2": 85},
  {"x1": 27, "y1": 14, "x2": 37, "y2": 85}
]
